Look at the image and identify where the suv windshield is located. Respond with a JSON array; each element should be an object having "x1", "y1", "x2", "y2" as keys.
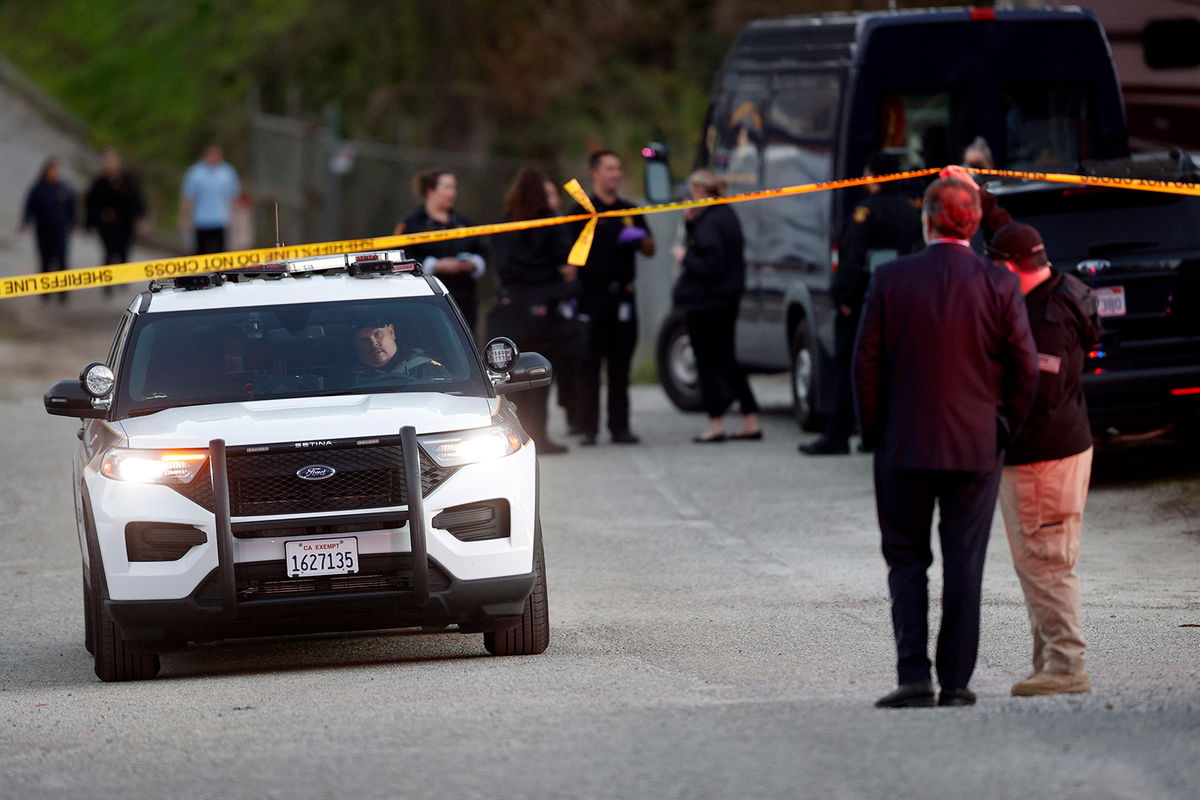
[{"x1": 116, "y1": 296, "x2": 488, "y2": 417}]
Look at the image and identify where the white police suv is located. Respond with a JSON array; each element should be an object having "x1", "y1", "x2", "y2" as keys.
[{"x1": 44, "y1": 252, "x2": 551, "y2": 681}]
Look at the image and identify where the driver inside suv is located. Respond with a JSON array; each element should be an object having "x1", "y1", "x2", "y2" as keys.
[{"x1": 349, "y1": 315, "x2": 452, "y2": 384}]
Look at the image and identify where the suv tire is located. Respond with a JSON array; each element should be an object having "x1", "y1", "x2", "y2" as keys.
[
  {"x1": 791, "y1": 319, "x2": 824, "y2": 432},
  {"x1": 656, "y1": 312, "x2": 705, "y2": 412},
  {"x1": 84, "y1": 510, "x2": 160, "y2": 681},
  {"x1": 484, "y1": 538, "x2": 549, "y2": 656},
  {"x1": 90, "y1": 559, "x2": 161, "y2": 682}
]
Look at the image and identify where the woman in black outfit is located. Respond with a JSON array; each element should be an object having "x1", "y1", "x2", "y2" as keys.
[
  {"x1": 672, "y1": 170, "x2": 761, "y2": 443},
  {"x1": 394, "y1": 169, "x2": 488, "y2": 332},
  {"x1": 488, "y1": 166, "x2": 573, "y2": 454}
]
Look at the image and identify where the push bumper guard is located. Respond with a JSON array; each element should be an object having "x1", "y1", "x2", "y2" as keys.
[{"x1": 103, "y1": 427, "x2": 533, "y2": 646}]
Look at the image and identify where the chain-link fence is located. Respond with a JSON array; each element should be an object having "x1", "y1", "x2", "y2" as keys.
[{"x1": 249, "y1": 111, "x2": 547, "y2": 247}]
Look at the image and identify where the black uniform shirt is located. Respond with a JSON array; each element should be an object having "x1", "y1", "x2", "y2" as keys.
[
  {"x1": 570, "y1": 196, "x2": 648, "y2": 299},
  {"x1": 399, "y1": 207, "x2": 487, "y2": 309},
  {"x1": 1004, "y1": 269, "x2": 1102, "y2": 466},
  {"x1": 833, "y1": 189, "x2": 922, "y2": 310},
  {"x1": 494, "y1": 223, "x2": 570, "y2": 290}
]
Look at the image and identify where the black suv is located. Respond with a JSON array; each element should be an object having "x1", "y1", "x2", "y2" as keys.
[{"x1": 991, "y1": 156, "x2": 1200, "y2": 440}]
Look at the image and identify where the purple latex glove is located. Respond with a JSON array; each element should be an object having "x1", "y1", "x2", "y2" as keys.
[{"x1": 618, "y1": 225, "x2": 648, "y2": 244}]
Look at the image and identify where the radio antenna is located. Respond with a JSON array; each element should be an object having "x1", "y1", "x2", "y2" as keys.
[{"x1": 274, "y1": 202, "x2": 283, "y2": 247}]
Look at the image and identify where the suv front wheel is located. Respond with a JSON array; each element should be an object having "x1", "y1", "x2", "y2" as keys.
[
  {"x1": 484, "y1": 538, "x2": 549, "y2": 656},
  {"x1": 84, "y1": 507, "x2": 160, "y2": 681}
]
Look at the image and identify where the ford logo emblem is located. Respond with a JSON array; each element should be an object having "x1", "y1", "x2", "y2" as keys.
[
  {"x1": 1076, "y1": 259, "x2": 1111, "y2": 276},
  {"x1": 296, "y1": 465, "x2": 337, "y2": 481}
]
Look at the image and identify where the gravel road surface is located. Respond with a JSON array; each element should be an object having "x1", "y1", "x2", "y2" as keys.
[{"x1": 1, "y1": 335, "x2": 1197, "y2": 799}]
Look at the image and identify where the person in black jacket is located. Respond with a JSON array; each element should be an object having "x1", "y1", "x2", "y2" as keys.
[
  {"x1": 855, "y1": 176, "x2": 1038, "y2": 709},
  {"x1": 673, "y1": 170, "x2": 761, "y2": 443},
  {"x1": 987, "y1": 222, "x2": 1101, "y2": 698},
  {"x1": 86, "y1": 149, "x2": 145, "y2": 297},
  {"x1": 395, "y1": 169, "x2": 487, "y2": 332},
  {"x1": 21, "y1": 158, "x2": 76, "y2": 305},
  {"x1": 802, "y1": 152, "x2": 921, "y2": 455},
  {"x1": 488, "y1": 166, "x2": 573, "y2": 454}
]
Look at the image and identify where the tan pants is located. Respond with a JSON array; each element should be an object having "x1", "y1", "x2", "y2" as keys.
[{"x1": 998, "y1": 447, "x2": 1092, "y2": 675}]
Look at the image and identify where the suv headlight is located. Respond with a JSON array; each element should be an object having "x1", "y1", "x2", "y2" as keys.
[
  {"x1": 100, "y1": 449, "x2": 209, "y2": 484},
  {"x1": 419, "y1": 418, "x2": 524, "y2": 467}
]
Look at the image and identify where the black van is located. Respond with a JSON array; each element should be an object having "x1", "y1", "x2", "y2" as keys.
[{"x1": 648, "y1": 6, "x2": 1129, "y2": 429}]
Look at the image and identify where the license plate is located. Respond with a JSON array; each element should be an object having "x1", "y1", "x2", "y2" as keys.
[
  {"x1": 1094, "y1": 285, "x2": 1126, "y2": 317},
  {"x1": 284, "y1": 537, "x2": 359, "y2": 578}
]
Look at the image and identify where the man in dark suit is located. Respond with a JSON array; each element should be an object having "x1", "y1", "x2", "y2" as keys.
[{"x1": 854, "y1": 176, "x2": 1039, "y2": 708}]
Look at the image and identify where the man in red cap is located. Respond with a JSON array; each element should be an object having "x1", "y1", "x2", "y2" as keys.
[
  {"x1": 855, "y1": 176, "x2": 1039, "y2": 708},
  {"x1": 988, "y1": 221, "x2": 1101, "y2": 696}
]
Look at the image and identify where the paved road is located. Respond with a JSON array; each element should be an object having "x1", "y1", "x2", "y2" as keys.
[{"x1": 1, "y1": 359, "x2": 1198, "y2": 799}]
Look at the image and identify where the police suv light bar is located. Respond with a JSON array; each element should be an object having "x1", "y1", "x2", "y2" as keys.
[
  {"x1": 284, "y1": 250, "x2": 421, "y2": 277},
  {"x1": 147, "y1": 250, "x2": 421, "y2": 292},
  {"x1": 148, "y1": 273, "x2": 227, "y2": 292},
  {"x1": 225, "y1": 263, "x2": 289, "y2": 281}
]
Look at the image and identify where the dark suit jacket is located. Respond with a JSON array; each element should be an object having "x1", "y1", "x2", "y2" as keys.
[{"x1": 853, "y1": 241, "x2": 1039, "y2": 471}]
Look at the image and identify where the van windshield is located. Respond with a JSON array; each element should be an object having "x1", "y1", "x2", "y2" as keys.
[
  {"x1": 853, "y1": 17, "x2": 1125, "y2": 174},
  {"x1": 116, "y1": 296, "x2": 487, "y2": 417}
]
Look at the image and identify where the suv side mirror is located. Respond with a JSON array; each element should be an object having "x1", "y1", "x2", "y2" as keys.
[
  {"x1": 45, "y1": 380, "x2": 108, "y2": 418},
  {"x1": 642, "y1": 141, "x2": 673, "y2": 204},
  {"x1": 493, "y1": 352, "x2": 553, "y2": 395},
  {"x1": 45, "y1": 362, "x2": 113, "y2": 418}
]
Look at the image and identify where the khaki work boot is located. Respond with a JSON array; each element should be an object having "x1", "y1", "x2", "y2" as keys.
[{"x1": 1011, "y1": 670, "x2": 1092, "y2": 696}]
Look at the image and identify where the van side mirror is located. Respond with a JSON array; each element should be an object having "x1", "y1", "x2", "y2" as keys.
[
  {"x1": 642, "y1": 141, "x2": 673, "y2": 204},
  {"x1": 493, "y1": 352, "x2": 553, "y2": 395}
]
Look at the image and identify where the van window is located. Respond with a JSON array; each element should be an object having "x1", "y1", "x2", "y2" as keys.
[
  {"x1": 709, "y1": 74, "x2": 769, "y2": 190},
  {"x1": 1004, "y1": 84, "x2": 1090, "y2": 169},
  {"x1": 879, "y1": 90, "x2": 976, "y2": 169},
  {"x1": 756, "y1": 73, "x2": 838, "y2": 268},
  {"x1": 766, "y1": 74, "x2": 839, "y2": 141}
]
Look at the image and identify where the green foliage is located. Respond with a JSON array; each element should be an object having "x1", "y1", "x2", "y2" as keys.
[
  {"x1": 0, "y1": 0, "x2": 961, "y2": 174},
  {"x1": 0, "y1": 0, "x2": 311, "y2": 163}
]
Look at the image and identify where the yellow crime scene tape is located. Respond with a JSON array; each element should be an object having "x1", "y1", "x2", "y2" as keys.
[{"x1": 4, "y1": 166, "x2": 1200, "y2": 301}]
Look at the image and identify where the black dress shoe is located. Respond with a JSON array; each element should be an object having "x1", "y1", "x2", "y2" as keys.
[
  {"x1": 875, "y1": 682, "x2": 936, "y2": 708},
  {"x1": 610, "y1": 431, "x2": 640, "y2": 444},
  {"x1": 799, "y1": 437, "x2": 850, "y2": 456},
  {"x1": 692, "y1": 433, "x2": 726, "y2": 444},
  {"x1": 938, "y1": 687, "x2": 977, "y2": 707}
]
